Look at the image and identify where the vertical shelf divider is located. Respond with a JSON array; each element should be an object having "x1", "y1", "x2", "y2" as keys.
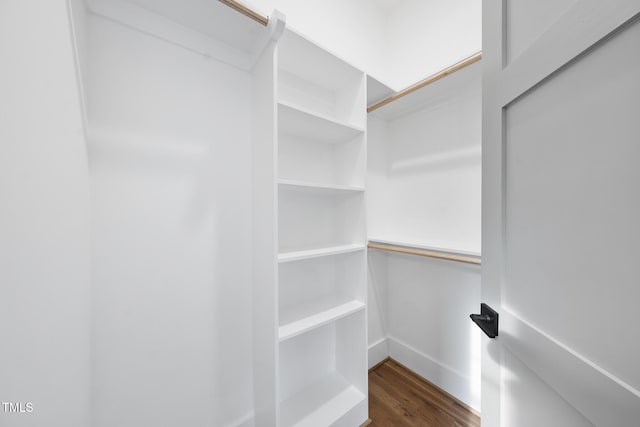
[{"x1": 251, "y1": 27, "x2": 281, "y2": 427}]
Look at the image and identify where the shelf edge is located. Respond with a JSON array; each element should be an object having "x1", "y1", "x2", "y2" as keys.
[
  {"x1": 279, "y1": 301, "x2": 365, "y2": 342},
  {"x1": 278, "y1": 244, "x2": 365, "y2": 263},
  {"x1": 278, "y1": 100, "x2": 366, "y2": 134},
  {"x1": 278, "y1": 179, "x2": 364, "y2": 192}
]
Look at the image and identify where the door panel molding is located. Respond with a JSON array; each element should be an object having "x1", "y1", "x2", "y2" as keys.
[
  {"x1": 498, "y1": 0, "x2": 640, "y2": 107},
  {"x1": 501, "y1": 309, "x2": 640, "y2": 427},
  {"x1": 483, "y1": 0, "x2": 640, "y2": 424}
]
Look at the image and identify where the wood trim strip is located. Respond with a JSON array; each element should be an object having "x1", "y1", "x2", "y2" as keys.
[
  {"x1": 367, "y1": 52, "x2": 482, "y2": 113},
  {"x1": 360, "y1": 419, "x2": 373, "y2": 427},
  {"x1": 218, "y1": 0, "x2": 269, "y2": 26},
  {"x1": 368, "y1": 242, "x2": 481, "y2": 265}
]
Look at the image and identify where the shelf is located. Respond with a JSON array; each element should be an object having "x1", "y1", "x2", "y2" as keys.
[
  {"x1": 279, "y1": 251, "x2": 365, "y2": 330},
  {"x1": 278, "y1": 188, "x2": 365, "y2": 254},
  {"x1": 87, "y1": 0, "x2": 282, "y2": 71},
  {"x1": 278, "y1": 101, "x2": 364, "y2": 144},
  {"x1": 278, "y1": 29, "x2": 363, "y2": 95},
  {"x1": 279, "y1": 300, "x2": 365, "y2": 342},
  {"x1": 279, "y1": 310, "x2": 367, "y2": 426},
  {"x1": 278, "y1": 131, "x2": 366, "y2": 190},
  {"x1": 280, "y1": 372, "x2": 366, "y2": 427},
  {"x1": 278, "y1": 244, "x2": 365, "y2": 263},
  {"x1": 251, "y1": 25, "x2": 367, "y2": 427},
  {"x1": 277, "y1": 29, "x2": 365, "y2": 129},
  {"x1": 278, "y1": 179, "x2": 364, "y2": 193}
]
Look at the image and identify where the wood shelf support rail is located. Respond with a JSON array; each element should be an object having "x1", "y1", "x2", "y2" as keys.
[
  {"x1": 367, "y1": 51, "x2": 483, "y2": 113},
  {"x1": 368, "y1": 242, "x2": 481, "y2": 265},
  {"x1": 218, "y1": 0, "x2": 269, "y2": 26}
]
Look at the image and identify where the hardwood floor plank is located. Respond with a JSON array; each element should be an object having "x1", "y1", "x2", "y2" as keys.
[
  {"x1": 382, "y1": 360, "x2": 480, "y2": 425},
  {"x1": 369, "y1": 374, "x2": 432, "y2": 426},
  {"x1": 371, "y1": 367, "x2": 461, "y2": 427},
  {"x1": 383, "y1": 361, "x2": 480, "y2": 426},
  {"x1": 369, "y1": 359, "x2": 480, "y2": 427}
]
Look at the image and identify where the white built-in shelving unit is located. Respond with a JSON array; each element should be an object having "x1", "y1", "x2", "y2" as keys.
[
  {"x1": 253, "y1": 27, "x2": 368, "y2": 427},
  {"x1": 277, "y1": 28, "x2": 368, "y2": 427}
]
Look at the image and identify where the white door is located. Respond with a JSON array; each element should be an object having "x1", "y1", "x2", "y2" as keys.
[{"x1": 481, "y1": 1, "x2": 640, "y2": 426}]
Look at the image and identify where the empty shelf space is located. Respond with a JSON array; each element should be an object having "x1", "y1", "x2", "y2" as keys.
[
  {"x1": 278, "y1": 132, "x2": 366, "y2": 190},
  {"x1": 280, "y1": 372, "x2": 366, "y2": 427},
  {"x1": 279, "y1": 300, "x2": 365, "y2": 342},
  {"x1": 278, "y1": 179, "x2": 364, "y2": 193},
  {"x1": 278, "y1": 244, "x2": 365, "y2": 263},
  {"x1": 278, "y1": 101, "x2": 364, "y2": 143},
  {"x1": 278, "y1": 29, "x2": 363, "y2": 95}
]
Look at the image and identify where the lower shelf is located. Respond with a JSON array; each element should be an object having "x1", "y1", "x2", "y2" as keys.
[
  {"x1": 280, "y1": 372, "x2": 366, "y2": 427},
  {"x1": 278, "y1": 291, "x2": 367, "y2": 427},
  {"x1": 279, "y1": 300, "x2": 365, "y2": 342}
]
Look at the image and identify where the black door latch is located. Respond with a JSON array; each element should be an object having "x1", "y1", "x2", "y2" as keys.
[{"x1": 470, "y1": 303, "x2": 499, "y2": 338}]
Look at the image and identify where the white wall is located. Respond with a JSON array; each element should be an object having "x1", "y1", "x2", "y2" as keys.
[
  {"x1": 246, "y1": 0, "x2": 390, "y2": 83},
  {"x1": 385, "y1": 254, "x2": 481, "y2": 409},
  {"x1": 246, "y1": 0, "x2": 481, "y2": 90},
  {"x1": 81, "y1": 9, "x2": 254, "y2": 427},
  {"x1": 367, "y1": 63, "x2": 482, "y2": 410},
  {"x1": 0, "y1": 1, "x2": 482, "y2": 424},
  {"x1": 367, "y1": 250, "x2": 389, "y2": 365},
  {"x1": 0, "y1": 1, "x2": 91, "y2": 425},
  {"x1": 368, "y1": 63, "x2": 482, "y2": 253},
  {"x1": 387, "y1": 0, "x2": 482, "y2": 87}
]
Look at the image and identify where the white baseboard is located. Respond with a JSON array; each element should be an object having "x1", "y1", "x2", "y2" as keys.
[
  {"x1": 368, "y1": 337, "x2": 389, "y2": 369},
  {"x1": 388, "y1": 337, "x2": 480, "y2": 411}
]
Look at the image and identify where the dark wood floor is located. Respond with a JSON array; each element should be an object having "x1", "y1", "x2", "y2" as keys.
[{"x1": 368, "y1": 359, "x2": 481, "y2": 427}]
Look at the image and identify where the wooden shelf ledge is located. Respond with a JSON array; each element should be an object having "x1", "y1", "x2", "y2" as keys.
[
  {"x1": 367, "y1": 52, "x2": 482, "y2": 113},
  {"x1": 218, "y1": 0, "x2": 268, "y2": 26},
  {"x1": 368, "y1": 240, "x2": 481, "y2": 265}
]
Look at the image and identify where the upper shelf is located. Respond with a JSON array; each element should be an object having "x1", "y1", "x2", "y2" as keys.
[
  {"x1": 278, "y1": 101, "x2": 364, "y2": 144},
  {"x1": 87, "y1": 0, "x2": 285, "y2": 70},
  {"x1": 278, "y1": 28, "x2": 363, "y2": 96},
  {"x1": 277, "y1": 28, "x2": 365, "y2": 129}
]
